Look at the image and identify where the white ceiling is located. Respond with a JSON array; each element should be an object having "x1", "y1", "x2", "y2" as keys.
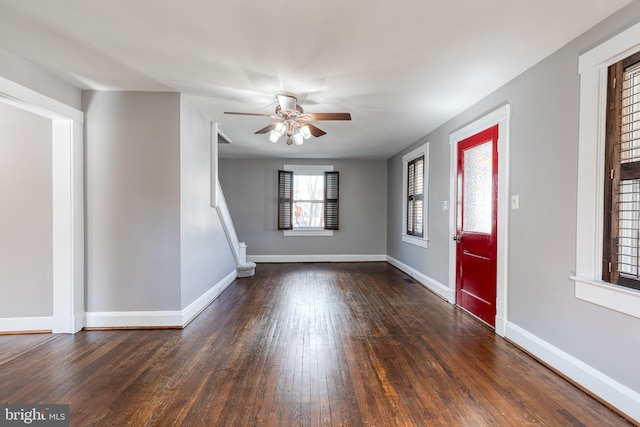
[{"x1": 0, "y1": 0, "x2": 633, "y2": 158}]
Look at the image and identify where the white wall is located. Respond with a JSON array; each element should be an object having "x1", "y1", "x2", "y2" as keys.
[
  {"x1": 179, "y1": 101, "x2": 236, "y2": 309},
  {"x1": 0, "y1": 102, "x2": 53, "y2": 318},
  {"x1": 83, "y1": 91, "x2": 182, "y2": 312}
]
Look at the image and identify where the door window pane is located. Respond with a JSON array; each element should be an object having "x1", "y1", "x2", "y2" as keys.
[{"x1": 463, "y1": 141, "x2": 492, "y2": 233}]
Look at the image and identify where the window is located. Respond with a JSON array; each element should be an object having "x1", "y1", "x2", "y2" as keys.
[
  {"x1": 573, "y1": 21, "x2": 640, "y2": 320},
  {"x1": 278, "y1": 165, "x2": 339, "y2": 235},
  {"x1": 402, "y1": 143, "x2": 429, "y2": 248},
  {"x1": 603, "y1": 52, "x2": 640, "y2": 291},
  {"x1": 407, "y1": 155, "x2": 424, "y2": 237}
]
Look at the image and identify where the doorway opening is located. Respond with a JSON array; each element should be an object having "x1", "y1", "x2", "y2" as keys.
[{"x1": 0, "y1": 77, "x2": 84, "y2": 334}]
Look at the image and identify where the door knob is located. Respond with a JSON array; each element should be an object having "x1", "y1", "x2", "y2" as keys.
[{"x1": 453, "y1": 234, "x2": 461, "y2": 243}]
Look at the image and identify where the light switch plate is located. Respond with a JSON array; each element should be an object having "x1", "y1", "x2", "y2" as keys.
[{"x1": 511, "y1": 195, "x2": 519, "y2": 210}]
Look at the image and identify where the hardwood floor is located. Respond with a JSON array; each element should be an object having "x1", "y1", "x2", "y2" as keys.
[{"x1": 0, "y1": 263, "x2": 633, "y2": 426}]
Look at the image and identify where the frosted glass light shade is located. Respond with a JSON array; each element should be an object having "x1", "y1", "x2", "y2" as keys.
[
  {"x1": 274, "y1": 122, "x2": 286, "y2": 135},
  {"x1": 300, "y1": 125, "x2": 311, "y2": 139}
]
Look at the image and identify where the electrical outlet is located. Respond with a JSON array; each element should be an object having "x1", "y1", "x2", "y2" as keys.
[{"x1": 443, "y1": 201, "x2": 449, "y2": 211}]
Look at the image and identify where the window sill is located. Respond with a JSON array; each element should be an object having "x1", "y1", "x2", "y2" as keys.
[
  {"x1": 402, "y1": 234, "x2": 429, "y2": 248},
  {"x1": 284, "y1": 229, "x2": 334, "y2": 237},
  {"x1": 570, "y1": 275, "x2": 640, "y2": 319}
]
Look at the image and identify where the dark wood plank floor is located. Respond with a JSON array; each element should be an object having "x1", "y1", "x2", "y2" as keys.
[{"x1": 0, "y1": 263, "x2": 633, "y2": 426}]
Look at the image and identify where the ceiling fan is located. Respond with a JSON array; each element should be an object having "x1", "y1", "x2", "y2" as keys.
[{"x1": 224, "y1": 94, "x2": 351, "y2": 145}]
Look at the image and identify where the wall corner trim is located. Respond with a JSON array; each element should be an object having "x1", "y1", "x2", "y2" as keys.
[{"x1": 506, "y1": 322, "x2": 640, "y2": 424}]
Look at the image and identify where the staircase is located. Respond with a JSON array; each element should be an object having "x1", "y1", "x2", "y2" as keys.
[{"x1": 215, "y1": 179, "x2": 256, "y2": 277}]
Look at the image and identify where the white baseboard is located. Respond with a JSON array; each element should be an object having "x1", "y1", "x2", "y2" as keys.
[
  {"x1": 0, "y1": 316, "x2": 53, "y2": 333},
  {"x1": 85, "y1": 269, "x2": 237, "y2": 329},
  {"x1": 248, "y1": 254, "x2": 387, "y2": 263},
  {"x1": 506, "y1": 322, "x2": 640, "y2": 423},
  {"x1": 181, "y1": 270, "x2": 237, "y2": 326},
  {"x1": 386, "y1": 256, "x2": 454, "y2": 302},
  {"x1": 84, "y1": 310, "x2": 183, "y2": 329}
]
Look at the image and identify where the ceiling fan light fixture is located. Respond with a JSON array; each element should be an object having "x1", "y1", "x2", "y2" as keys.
[
  {"x1": 269, "y1": 130, "x2": 280, "y2": 143},
  {"x1": 300, "y1": 125, "x2": 311, "y2": 139},
  {"x1": 225, "y1": 94, "x2": 351, "y2": 147},
  {"x1": 274, "y1": 122, "x2": 287, "y2": 135}
]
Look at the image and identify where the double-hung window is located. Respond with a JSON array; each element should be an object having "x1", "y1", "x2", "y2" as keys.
[{"x1": 278, "y1": 165, "x2": 339, "y2": 235}]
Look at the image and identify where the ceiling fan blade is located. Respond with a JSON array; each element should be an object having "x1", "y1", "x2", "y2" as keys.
[
  {"x1": 255, "y1": 123, "x2": 278, "y2": 134},
  {"x1": 306, "y1": 123, "x2": 327, "y2": 137},
  {"x1": 277, "y1": 94, "x2": 297, "y2": 113},
  {"x1": 305, "y1": 112, "x2": 351, "y2": 121},
  {"x1": 224, "y1": 112, "x2": 272, "y2": 117}
]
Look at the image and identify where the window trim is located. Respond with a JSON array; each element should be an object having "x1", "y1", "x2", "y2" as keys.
[
  {"x1": 573, "y1": 21, "x2": 640, "y2": 319},
  {"x1": 282, "y1": 164, "x2": 335, "y2": 237},
  {"x1": 402, "y1": 143, "x2": 429, "y2": 248}
]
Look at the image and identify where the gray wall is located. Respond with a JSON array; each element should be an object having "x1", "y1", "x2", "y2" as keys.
[
  {"x1": 219, "y1": 158, "x2": 387, "y2": 257},
  {"x1": 387, "y1": 2, "x2": 640, "y2": 395},
  {"x1": 83, "y1": 91, "x2": 182, "y2": 312},
  {"x1": 179, "y1": 100, "x2": 236, "y2": 308},
  {"x1": 0, "y1": 102, "x2": 53, "y2": 317}
]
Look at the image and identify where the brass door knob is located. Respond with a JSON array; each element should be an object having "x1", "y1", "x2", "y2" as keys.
[{"x1": 453, "y1": 234, "x2": 461, "y2": 243}]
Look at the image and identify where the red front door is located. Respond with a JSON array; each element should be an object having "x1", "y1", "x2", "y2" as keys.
[{"x1": 455, "y1": 125, "x2": 498, "y2": 327}]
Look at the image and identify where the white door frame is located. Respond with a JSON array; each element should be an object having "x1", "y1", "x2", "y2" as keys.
[
  {"x1": 448, "y1": 104, "x2": 511, "y2": 336},
  {"x1": 0, "y1": 77, "x2": 84, "y2": 333}
]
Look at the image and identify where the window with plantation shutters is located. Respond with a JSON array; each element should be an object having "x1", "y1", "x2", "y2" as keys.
[
  {"x1": 278, "y1": 166, "x2": 339, "y2": 233},
  {"x1": 401, "y1": 143, "x2": 429, "y2": 248},
  {"x1": 574, "y1": 23, "x2": 640, "y2": 318},
  {"x1": 603, "y1": 52, "x2": 640, "y2": 291},
  {"x1": 407, "y1": 155, "x2": 424, "y2": 237}
]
